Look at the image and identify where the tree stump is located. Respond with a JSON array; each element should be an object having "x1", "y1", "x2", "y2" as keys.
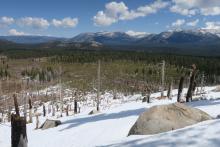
[{"x1": 11, "y1": 114, "x2": 28, "y2": 147}]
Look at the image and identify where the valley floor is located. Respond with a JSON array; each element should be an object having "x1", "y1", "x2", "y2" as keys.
[{"x1": 0, "y1": 87, "x2": 220, "y2": 147}]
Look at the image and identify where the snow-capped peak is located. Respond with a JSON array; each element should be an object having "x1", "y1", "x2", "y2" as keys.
[
  {"x1": 126, "y1": 30, "x2": 149, "y2": 38},
  {"x1": 198, "y1": 29, "x2": 220, "y2": 37}
]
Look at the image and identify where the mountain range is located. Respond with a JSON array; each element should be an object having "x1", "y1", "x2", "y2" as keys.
[{"x1": 0, "y1": 29, "x2": 220, "y2": 56}]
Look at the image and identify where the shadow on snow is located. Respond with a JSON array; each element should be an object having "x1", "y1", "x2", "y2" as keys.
[{"x1": 59, "y1": 108, "x2": 146, "y2": 131}]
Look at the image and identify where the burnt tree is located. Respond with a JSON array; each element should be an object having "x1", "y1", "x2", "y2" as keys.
[
  {"x1": 186, "y1": 64, "x2": 197, "y2": 102},
  {"x1": 11, "y1": 114, "x2": 28, "y2": 147},
  {"x1": 74, "y1": 91, "x2": 78, "y2": 114},
  {"x1": 177, "y1": 76, "x2": 185, "y2": 102},
  {"x1": 11, "y1": 94, "x2": 27, "y2": 147},
  {"x1": 13, "y1": 94, "x2": 20, "y2": 116},
  {"x1": 43, "y1": 104, "x2": 46, "y2": 117},
  {"x1": 28, "y1": 98, "x2": 32, "y2": 123}
]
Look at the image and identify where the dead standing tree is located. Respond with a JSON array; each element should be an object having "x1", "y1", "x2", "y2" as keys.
[
  {"x1": 160, "y1": 60, "x2": 165, "y2": 97},
  {"x1": 74, "y1": 91, "x2": 78, "y2": 114},
  {"x1": 186, "y1": 64, "x2": 197, "y2": 102},
  {"x1": 11, "y1": 94, "x2": 28, "y2": 147},
  {"x1": 96, "y1": 60, "x2": 101, "y2": 112},
  {"x1": 43, "y1": 104, "x2": 46, "y2": 117},
  {"x1": 59, "y1": 66, "x2": 63, "y2": 117},
  {"x1": 13, "y1": 94, "x2": 20, "y2": 116},
  {"x1": 167, "y1": 78, "x2": 173, "y2": 99},
  {"x1": 177, "y1": 76, "x2": 185, "y2": 102},
  {"x1": 28, "y1": 98, "x2": 33, "y2": 123}
]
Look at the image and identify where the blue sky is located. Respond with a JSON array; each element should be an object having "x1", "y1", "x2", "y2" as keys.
[{"x1": 0, "y1": 0, "x2": 220, "y2": 37}]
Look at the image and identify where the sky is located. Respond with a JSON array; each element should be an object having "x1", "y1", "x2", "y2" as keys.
[{"x1": 0, "y1": 0, "x2": 220, "y2": 37}]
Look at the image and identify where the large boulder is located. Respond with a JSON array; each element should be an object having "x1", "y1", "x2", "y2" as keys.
[
  {"x1": 128, "y1": 103, "x2": 212, "y2": 136},
  {"x1": 40, "y1": 119, "x2": 61, "y2": 130}
]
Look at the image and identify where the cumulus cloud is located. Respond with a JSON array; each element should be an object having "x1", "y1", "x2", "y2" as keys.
[
  {"x1": 8, "y1": 29, "x2": 26, "y2": 36},
  {"x1": 170, "y1": 0, "x2": 220, "y2": 16},
  {"x1": 201, "y1": 7, "x2": 220, "y2": 16},
  {"x1": 52, "y1": 17, "x2": 78, "y2": 28},
  {"x1": 0, "y1": 16, "x2": 14, "y2": 27},
  {"x1": 170, "y1": 5, "x2": 197, "y2": 16},
  {"x1": 186, "y1": 19, "x2": 199, "y2": 26},
  {"x1": 172, "y1": 19, "x2": 185, "y2": 27},
  {"x1": 93, "y1": 11, "x2": 118, "y2": 26},
  {"x1": 93, "y1": 0, "x2": 169, "y2": 26},
  {"x1": 202, "y1": 21, "x2": 220, "y2": 30},
  {"x1": 17, "y1": 17, "x2": 50, "y2": 29}
]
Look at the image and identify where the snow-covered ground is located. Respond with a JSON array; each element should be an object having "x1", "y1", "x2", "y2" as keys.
[{"x1": 0, "y1": 86, "x2": 220, "y2": 147}]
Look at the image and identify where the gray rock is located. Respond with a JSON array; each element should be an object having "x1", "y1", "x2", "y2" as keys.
[
  {"x1": 40, "y1": 119, "x2": 61, "y2": 130},
  {"x1": 88, "y1": 109, "x2": 99, "y2": 115},
  {"x1": 128, "y1": 103, "x2": 212, "y2": 136}
]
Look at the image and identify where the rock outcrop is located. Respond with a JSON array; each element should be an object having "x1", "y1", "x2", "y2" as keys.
[
  {"x1": 40, "y1": 119, "x2": 61, "y2": 130},
  {"x1": 128, "y1": 103, "x2": 212, "y2": 135}
]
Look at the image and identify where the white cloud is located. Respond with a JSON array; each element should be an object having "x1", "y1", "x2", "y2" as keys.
[
  {"x1": 0, "y1": 16, "x2": 14, "y2": 27},
  {"x1": 170, "y1": 5, "x2": 197, "y2": 16},
  {"x1": 201, "y1": 7, "x2": 220, "y2": 16},
  {"x1": 137, "y1": 0, "x2": 169, "y2": 15},
  {"x1": 105, "y1": 1, "x2": 128, "y2": 18},
  {"x1": 93, "y1": 0, "x2": 169, "y2": 26},
  {"x1": 186, "y1": 19, "x2": 199, "y2": 26},
  {"x1": 202, "y1": 21, "x2": 220, "y2": 30},
  {"x1": 1, "y1": 16, "x2": 14, "y2": 25},
  {"x1": 8, "y1": 29, "x2": 26, "y2": 36},
  {"x1": 52, "y1": 17, "x2": 78, "y2": 28},
  {"x1": 93, "y1": 11, "x2": 118, "y2": 26},
  {"x1": 170, "y1": 0, "x2": 220, "y2": 16},
  {"x1": 17, "y1": 17, "x2": 50, "y2": 29},
  {"x1": 126, "y1": 30, "x2": 148, "y2": 37},
  {"x1": 172, "y1": 19, "x2": 185, "y2": 27}
]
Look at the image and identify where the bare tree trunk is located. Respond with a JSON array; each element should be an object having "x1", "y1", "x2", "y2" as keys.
[
  {"x1": 28, "y1": 98, "x2": 32, "y2": 123},
  {"x1": 161, "y1": 60, "x2": 165, "y2": 97},
  {"x1": 52, "y1": 104, "x2": 55, "y2": 116},
  {"x1": 147, "y1": 93, "x2": 151, "y2": 103},
  {"x1": 186, "y1": 65, "x2": 197, "y2": 102},
  {"x1": 74, "y1": 99, "x2": 77, "y2": 114},
  {"x1": 48, "y1": 104, "x2": 51, "y2": 114},
  {"x1": 59, "y1": 66, "x2": 63, "y2": 117},
  {"x1": 13, "y1": 94, "x2": 20, "y2": 116},
  {"x1": 113, "y1": 89, "x2": 117, "y2": 99},
  {"x1": 167, "y1": 79, "x2": 173, "y2": 99},
  {"x1": 66, "y1": 105, "x2": 69, "y2": 116},
  {"x1": 177, "y1": 76, "x2": 185, "y2": 102},
  {"x1": 35, "y1": 114, "x2": 39, "y2": 129},
  {"x1": 60, "y1": 104, "x2": 63, "y2": 117},
  {"x1": 97, "y1": 60, "x2": 101, "y2": 111},
  {"x1": 56, "y1": 104, "x2": 59, "y2": 112},
  {"x1": 11, "y1": 114, "x2": 28, "y2": 147},
  {"x1": 74, "y1": 91, "x2": 78, "y2": 114},
  {"x1": 43, "y1": 104, "x2": 46, "y2": 117},
  {"x1": 200, "y1": 73, "x2": 205, "y2": 93},
  {"x1": 7, "y1": 107, "x2": 11, "y2": 122}
]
